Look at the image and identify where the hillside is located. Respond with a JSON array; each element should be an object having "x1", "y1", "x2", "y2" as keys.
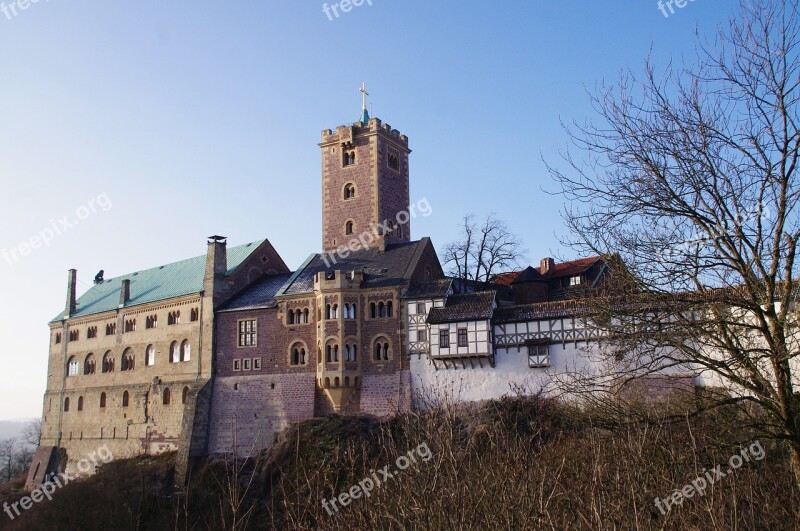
[{"x1": 0, "y1": 396, "x2": 797, "y2": 530}]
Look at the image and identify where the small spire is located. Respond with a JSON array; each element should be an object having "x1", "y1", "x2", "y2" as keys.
[{"x1": 359, "y1": 81, "x2": 370, "y2": 123}]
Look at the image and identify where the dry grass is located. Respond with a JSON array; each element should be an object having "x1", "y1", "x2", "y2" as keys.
[{"x1": 1, "y1": 395, "x2": 797, "y2": 530}]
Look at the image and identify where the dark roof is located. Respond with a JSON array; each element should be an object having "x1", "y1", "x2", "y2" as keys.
[
  {"x1": 279, "y1": 239, "x2": 430, "y2": 296},
  {"x1": 511, "y1": 266, "x2": 547, "y2": 284},
  {"x1": 492, "y1": 300, "x2": 588, "y2": 324},
  {"x1": 427, "y1": 292, "x2": 496, "y2": 324},
  {"x1": 403, "y1": 279, "x2": 453, "y2": 299},
  {"x1": 51, "y1": 240, "x2": 266, "y2": 323},
  {"x1": 218, "y1": 272, "x2": 294, "y2": 312}
]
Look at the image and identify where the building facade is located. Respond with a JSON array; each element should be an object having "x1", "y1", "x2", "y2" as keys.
[{"x1": 27, "y1": 110, "x2": 654, "y2": 489}]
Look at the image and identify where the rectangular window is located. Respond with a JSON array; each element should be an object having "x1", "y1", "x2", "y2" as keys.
[
  {"x1": 417, "y1": 330, "x2": 427, "y2": 342},
  {"x1": 570, "y1": 276, "x2": 582, "y2": 286},
  {"x1": 528, "y1": 344, "x2": 550, "y2": 368},
  {"x1": 238, "y1": 319, "x2": 257, "y2": 347},
  {"x1": 243, "y1": 358, "x2": 251, "y2": 371},
  {"x1": 457, "y1": 328, "x2": 468, "y2": 347},
  {"x1": 233, "y1": 359, "x2": 241, "y2": 371},
  {"x1": 253, "y1": 358, "x2": 262, "y2": 370},
  {"x1": 439, "y1": 330, "x2": 450, "y2": 348},
  {"x1": 416, "y1": 302, "x2": 426, "y2": 314}
]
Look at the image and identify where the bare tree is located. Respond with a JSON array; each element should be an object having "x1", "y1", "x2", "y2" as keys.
[
  {"x1": 442, "y1": 214, "x2": 525, "y2": 289},
  {"x1": 22, "y1": 419, "x2": 41, "y2": 448},
  {"x1": 0, "y1": 438, "x2": 15, "y2": 483},
  {"x1": 548, "y1": 0, "x2": 800, "y2": 487}
]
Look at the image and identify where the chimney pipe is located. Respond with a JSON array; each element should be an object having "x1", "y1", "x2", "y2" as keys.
[
  {"x1": 119, "y1": 279, "x2": 131, "y2": 307},
  {"x1": 540, "y1": 258, "x2": 555, "y2": 276},
  {"x1": 65, "y1": 269, "x2": 77, "y2": 318}
]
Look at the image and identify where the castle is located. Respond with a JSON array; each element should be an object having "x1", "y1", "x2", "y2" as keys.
[{"x1": 26, "y1": 102, "x2": 620, "y2": 489}]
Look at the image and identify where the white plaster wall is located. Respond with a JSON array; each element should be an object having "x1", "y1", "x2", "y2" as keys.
[{"x1": 410, "y1": 340, "x2": 604, "y2": 405}]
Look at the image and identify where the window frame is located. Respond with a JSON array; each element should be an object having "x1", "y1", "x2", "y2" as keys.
[{"x1": 237, "y1": 319, "x2": 257, "y2": 348}]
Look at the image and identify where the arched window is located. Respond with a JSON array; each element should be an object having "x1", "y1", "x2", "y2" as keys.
[
  {"x1": 121, "y1": 348, "x2": 134, "y2": 371},
  {"x1": 67, "y1": 356, "x2": 79, "y2": 377},
  {"x1": 77, "y1": 396, "x2": 84, "y2": 411},
  {"x1": 352, "y1": 345, "x2": 358, "y2": 361},
  {"x1": 163, "y1": 388, "x2": 171, "y2": 405},
  {"x1": 345, "y1": 345, "x2": 351, "y2": 362},
  {"x1": 331, "y1": 304, "x2": 339, "y2": 319},
  {"x1": 170, "y1": 341, "x2": 179, "y2": 363},
  {"x1": 374, "y1": 338, "x2": 391, "y2": 361},
  {"x1": 344, "y1": 183, "x2": 356, "y2": 199},
  {"x1": 351, "y1": 304, "x2": 356, "y2": 319},
  {"x1": 145, "y1": 345, "x2": 155, "y2": 366},
  {"x1": 100, "y1": 392, "x2": 106, "y2": 408},
  {"x1": 288, "y1": 310, "x2": 295, "y2": 324},
  {"x1": 326, "y1": 345, "x2": 332, "y2": 363},
  {"x1": 182, "y1": 386, "x2": 189, "y2": 405},
  {"x1": 291, "y1": 347, "x2": 300, "y2": 366},
  {"x1": 325, "y1": 304, "x2": 331, "y2": 320},
  {"x1": 102, "y1": 351, "x2": 114, "y2": 373},
  {"x1": 333, "y1": 345, "x2": 339, "y2": 362},
  {"x1": 387, "y1": 301, "x2": 394, "y2": 318},
  {"x1": 303, "y1": 308, "x2": 309, "y2": 323},
  {"x1": 345, "y1": 221, "x2": 354, "y2": 235},
  {"x1": 63, "y1": 397, "x2": 69, "y2": 412},
  {"x1": 378, "y1": 302, "x2": 386, "y2": 318},
  {"x1": 370, "y1": 302, "x2": 377, "y2": 318},
  {"x1": 122, "y1": 390, "x2": 129, "y2": 407},
  {"x1": 180, "y1": 340, "x2": 191, "y2": 362},
  {"x1": 84, "y1": 353, "x2": 96, "y2": 375}
]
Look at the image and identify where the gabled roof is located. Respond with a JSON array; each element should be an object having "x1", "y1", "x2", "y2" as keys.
[
  {"x1": 51, "y1": 240, "x2": 266, "y2": 322},
  {"x1": 511, "y1": 266, "x2": 547, "y2": 284},
  {"x1": 403, "y1": 279, "x2": 453, "y2": 300},
  {"x1": 218, "y1": 272, "x2": 295, "y2": 313},
  {"x1": 427, "y1": 292, "x2": 496, "y2": 324},
  {"x1": 492, "y1": 300, "x2": 588, "y2": 324},
  {"x1": 494, "y1": 256, "x2": 604, "y2": 286},
  {"x1": 278, "y1": 239, "x2": 431, "y2": 296},
  {"x1": 537, "y1": 256, "x2": 602, "y2": 279}
]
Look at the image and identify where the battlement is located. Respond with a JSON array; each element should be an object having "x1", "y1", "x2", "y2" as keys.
[{"x1": 320, "y1": 117, "x2": 409, "y2": 148}]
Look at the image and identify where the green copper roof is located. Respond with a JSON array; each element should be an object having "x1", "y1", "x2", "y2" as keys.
[
  {"x1": 51, "y1": 240, "x2": 266, "y2": 323},
  {"x1": 359, "y1": 108, "x2": 370, "y2": 124}
]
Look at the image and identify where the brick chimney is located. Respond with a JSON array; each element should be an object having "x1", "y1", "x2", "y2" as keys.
[
  {"x1": 204, "y1": 235, "x2": 228, "y2": 298},
  {"x1": 540, "y1": 257, "x2": 555, "y2": 276},
  {"x1": 65, "y1": 269, "x2": 77, "y2": 318},
  {"x1": 119, "y1": 279, "x2": 131, "y2": 307}
]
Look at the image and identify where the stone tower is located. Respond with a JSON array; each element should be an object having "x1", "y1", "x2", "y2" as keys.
[{"x1": 320, "y1": 110, "x2": 412, "y2": 252}]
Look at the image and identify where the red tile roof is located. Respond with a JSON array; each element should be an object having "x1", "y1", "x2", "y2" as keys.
[{"x1": 494, "y1": 256, "x2": 603, "y2": 285}]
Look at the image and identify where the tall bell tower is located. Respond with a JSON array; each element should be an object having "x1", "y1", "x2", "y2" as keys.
[{"x1": 320, "y1": 83, "x2": 412, "y2": 252}]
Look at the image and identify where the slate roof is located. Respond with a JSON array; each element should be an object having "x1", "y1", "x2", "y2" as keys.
[
  {"x1": 512, "y1": 266, "x2": 547, "y2": 284},
  {"x1": 403, "y1": 279, "x2": 453, "y2": 299},
  {"x1": 492, "y1": 300, "x2": 588, "y2": 324},
  {"x1": 427, "y1": 292, "x2": 496, "y2": 324},
  {"x1": 278, "y1": 239, "x2": 430, "y2": 296},
  {"x1": 52, "y1": 240, "x2": 266, "y2": 322},
  {"x1": 218, "y1": 272, "x2": 295, "y2": 312}
]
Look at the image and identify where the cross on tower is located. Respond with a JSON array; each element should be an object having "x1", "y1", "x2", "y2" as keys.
[{"x1": 359, "y1": 82, "x2": 370, "y2": 123}]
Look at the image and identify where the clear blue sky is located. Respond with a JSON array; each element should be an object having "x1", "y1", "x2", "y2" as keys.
[{"x1": 0, "y1": 0, "x2": 736, "y2": 419}]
